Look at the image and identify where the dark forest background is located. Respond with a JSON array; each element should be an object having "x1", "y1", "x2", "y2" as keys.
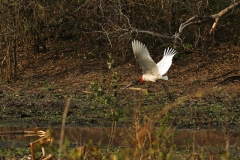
[{"x1": 0, "y1": 0, "x2": 240, "y2": 82}]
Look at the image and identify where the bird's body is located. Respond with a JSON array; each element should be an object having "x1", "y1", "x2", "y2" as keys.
[
  {"x1": 132, "y1": 39, "x2": 176, "y2": 83},
  {"x1": 141, "y1": 73, "x2": 164, "y2": 82}
]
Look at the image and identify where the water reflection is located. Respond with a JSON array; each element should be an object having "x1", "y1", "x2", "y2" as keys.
[{"x1": 0, "y1": 127, "x2": 240, "y2": 147}]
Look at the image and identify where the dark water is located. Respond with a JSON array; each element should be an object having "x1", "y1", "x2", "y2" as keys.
[{"x1": 0, "y1": 126, "x2": 240, "y2": 148}]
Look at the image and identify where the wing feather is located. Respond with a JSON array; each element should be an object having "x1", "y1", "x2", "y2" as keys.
[
  {"x1": 132, "y1": 40, "x2": 159, "y2": 76},
  {"x1": 157, "y1": 47, "x2": 176, "y2": 75}
]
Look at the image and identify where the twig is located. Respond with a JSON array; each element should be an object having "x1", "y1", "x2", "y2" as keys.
[
  {"x1": 81, "y1": 90, "x2": 91, "y2": 94},
  {"x1": 207, "y1": 70, "x2": 237, "y2": 81},
  {"x1": 122, "y1": 87, "x2": 148, "y2": 93},
  {"x1": 100, "y1": 24, "x2": 112, "y2": 48},
  {"x1": 215, "y1": 76, "x2": 240, "y2": 86},
  {"x1": 58, "y1": 97, "x2": 71, "y2": 159},
  {"x1": 136, "y1": 29, "x2": 173, "y2": 39},
  {"x1": 107, "y1": 121, "x2": 116, "y2": 152}
]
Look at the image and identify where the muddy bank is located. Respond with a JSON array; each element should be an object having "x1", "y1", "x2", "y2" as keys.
[{"x1": 1, "y1": 87, "x2": 240, "y2": 129}]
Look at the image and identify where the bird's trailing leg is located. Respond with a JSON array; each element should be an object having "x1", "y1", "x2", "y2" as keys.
[{"x1": 162, "y1": 84, "x2": 174, "y2": 101}]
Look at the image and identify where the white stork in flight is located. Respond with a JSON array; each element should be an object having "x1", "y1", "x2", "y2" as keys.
[{"x1": 125, "y1": 39, "x2": 177, "y2": 88}]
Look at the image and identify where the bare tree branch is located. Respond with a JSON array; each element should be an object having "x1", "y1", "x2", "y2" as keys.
[
  {"x1": 91, "y1": 1, "x2": 239, "y2": 46},
  {"x1": 135, "y1": 30, "x2": 172, "y2": 39},
  {"x1": 209, "y1": 1, "x2": 240, "y2": 34},
  {"x1": 128, "y1": 1, "x2": 240, "y2": 42}
]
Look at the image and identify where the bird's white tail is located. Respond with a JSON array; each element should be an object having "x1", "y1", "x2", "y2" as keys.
[{"x1": 162, "y1": 75, "x2": 168, "y2": 80}]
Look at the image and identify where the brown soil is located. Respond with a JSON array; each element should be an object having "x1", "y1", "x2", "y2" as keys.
[{"x1": 1, "y1": 43, "x2": 240, "y2": 128}]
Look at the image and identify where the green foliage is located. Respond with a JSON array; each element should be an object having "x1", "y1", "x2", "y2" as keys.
[
  {"x1": 90, "y1": 54, "x2": 124, "y2": 123},
  {"x1": 107, "y1": 53, "x2": 115, "y2": 69},
  {"x1": 89, "y1": 82, "x2": 124, "y2": 123},
  {"x1": 183, "y1": 43, "x2": 193, "y2": 50},
  {"x1": 0, "y1": 146, "x2": 30, "y2": 158}
]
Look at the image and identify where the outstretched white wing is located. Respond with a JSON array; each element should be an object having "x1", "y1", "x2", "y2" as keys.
[
  {"x1": 132, "y1": 40, "x2": 159, "y2": 76},
  {"x1": 157, "y1": 47, "x2": 176, "y2": 75}
]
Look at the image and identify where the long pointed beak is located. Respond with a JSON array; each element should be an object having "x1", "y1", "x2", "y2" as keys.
[
  {"x1": 123, "y1": 82, "x2": 134, "y2": 89},
  {"x1": 122, "y1": 80, "x2": 139, "y2": 89}
]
